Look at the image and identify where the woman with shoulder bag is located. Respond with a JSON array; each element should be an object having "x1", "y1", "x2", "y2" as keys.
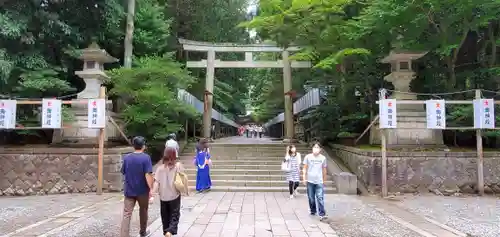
[
  {"x1": 282, "y1": 145, "x2": 302, "y2": 199},
  {"x1": 152, "y1": 147, "x2": 186, "y2": 237}
]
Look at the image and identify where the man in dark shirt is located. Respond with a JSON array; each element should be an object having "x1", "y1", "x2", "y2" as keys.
[{"x1": 120, "y1": 136, "x2": 154, "y2": 237}]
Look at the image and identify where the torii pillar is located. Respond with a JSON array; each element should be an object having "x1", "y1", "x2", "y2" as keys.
[
  {"x1": 203, "y1": 50, "x2": 216, "y2": 139},
  {"x1": 282, "y1": 50, "x2": 293, "y2": 142}
]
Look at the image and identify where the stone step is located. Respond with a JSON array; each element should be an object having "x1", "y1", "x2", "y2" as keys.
[
  {"x1": 182, "y1": 149, "x2": 311, "y2": 153},
  {"x1": 183, "y1": 169, "x2": 286, "y2": 175},
  {"x1": 181, "y1": 153, "x2": 311, "y2": 157},
  {"x1": 178, "y1": 160, "x2": 283, "y2": 165},
  {"x1": 179, "y1": 156, "x2": 299, "y2": 160},
  {"x1": 183, "y1": 169, "x2": 327, "y2": 177},
  {"x1": 188, "y1": 186, "x2": 337, "y2": 193},
  {"x1": 206, "y1": 148, "x2": 311, "y2": 151},
  {"x1": 199, "y1": 174, "x2": 296, "y2": 181},
  {"x1": 187, "y1": 179, "x2": 334, "y2": 187},
  {"x1": 181, "y1": 164, "x2": 282, "y2": 170}
]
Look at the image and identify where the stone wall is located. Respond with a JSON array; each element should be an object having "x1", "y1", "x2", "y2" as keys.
[
  {"x1": 331, "y1": 144, "x2": 500, "y2": 194},
  {"x1": 0, "y1": 147, "x2": 132, "y2": 196}
]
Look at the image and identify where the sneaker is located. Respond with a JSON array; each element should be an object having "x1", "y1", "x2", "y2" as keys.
[
  {"x1": 140, "y1": 230, "x2": 150, "y2": 237},
  {"x1": 310, "y1": 212, "x2": 316, "y2": 216},
  {"x1": 319, "y1": 215, "x2": 328, "y2": 221},
  {"x1": 289, "y1": 195, "x2": 294, "y2": 199},
  {"x1": 164, "y1": 232, "x2": 172, "y2": 237}
]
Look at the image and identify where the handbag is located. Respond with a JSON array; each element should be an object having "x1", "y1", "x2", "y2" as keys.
[
  {"x1": 173, "y1": 163, "x2": 189, "y2": 196},
  {"x1": 281, "y1": 159, "x2": 291, "y2": 172}
]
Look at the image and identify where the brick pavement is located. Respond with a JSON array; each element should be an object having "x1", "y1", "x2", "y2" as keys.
[
  {"x1": 148, "y1": 192, "x2": 339, "y2": 237},
  {"x1": 2, "y1": 192, "x2": 499, "y2": 237}
]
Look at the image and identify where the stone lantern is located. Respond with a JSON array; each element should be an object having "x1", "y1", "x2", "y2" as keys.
[
  {"x1": 369, "y1": 50, "x2": 444, "y2": 147},
  {"x1": 55, "y1": 43, "x2": 121, "y2": 145},
  {"x1": 74, "y1": 42, "x2": 117, "y2": 100}
]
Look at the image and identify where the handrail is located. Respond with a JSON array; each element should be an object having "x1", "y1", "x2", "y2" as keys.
[{"x1": 354, "y1": 115, "x2": 379, "y2": 145}]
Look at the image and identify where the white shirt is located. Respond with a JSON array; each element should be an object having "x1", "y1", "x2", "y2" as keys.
[
  {"x1": 165, "y1": 139, "x2": 179, "y2": 157},
  {"x1": 303, "y1": 154, "x2": 327, "y2": 184}
]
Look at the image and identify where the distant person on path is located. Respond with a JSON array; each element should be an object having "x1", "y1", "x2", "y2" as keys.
[
  {"x1": 193, "y1": 139, "x2": 212, "y2": 192},
  {"x1": 245, "y1": 124, "x2": 249, "y2": 138},
  {"x1": 165, "y1": 133, "x2": 179, "y2": 159},
  {"x1": 239, "y1": 126, "x2": 245, "y2": 136},
  {"x1": 120, "y1": 136, "x2": 153, "y2": 237},
  {"x1": 302, "y1": 142, "x2": 328, "y2": 221},
  {"x1": 211, "y1": 124, "x2": 216, "y2": 140},
  {"x1": 284, "y1": 145, "x2": 301, "y2": 199},
  {"x1": 249, "y1": 125, "x2": 255, "y2": 138},
  {"x1": 257, "y1": 125, "x2": 263, "y2": 138},
  {"x1": 153, "y1": 147, "x2": 184, "y2": 237}
]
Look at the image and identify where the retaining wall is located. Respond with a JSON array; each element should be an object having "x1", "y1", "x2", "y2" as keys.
[
  {"x1": 331, "y1": 144, "x2": 500, "y2": 194},
  {"x1": 0, "y1": 147, "x2": 131, "y2": 196}
]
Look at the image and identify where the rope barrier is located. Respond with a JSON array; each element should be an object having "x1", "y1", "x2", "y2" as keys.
[
  {"x1": 0, "y1": 92, "x2": 81, "y2": 100},
  {"x1": 381, "y1": 88, "x2": 500, "y2": 99}
]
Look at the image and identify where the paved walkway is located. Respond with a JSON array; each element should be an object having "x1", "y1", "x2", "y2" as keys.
[
  {"x1": 213, "y1": 136, "x2": 283, "y2": 144},
  {"x1": 1, "y1": 192, "x2": 499, "y2": 237}
]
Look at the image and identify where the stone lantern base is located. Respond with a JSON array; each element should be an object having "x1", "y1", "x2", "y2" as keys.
[
  {"x1": 52, "y1": 103, "x2": 124, "y2": 146},
  {"x1": 369, "y1": 110, "x2": 445, "y2": 148}
]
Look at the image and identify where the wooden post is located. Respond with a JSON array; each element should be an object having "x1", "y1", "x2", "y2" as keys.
[
  {"x1": 475, "y1": 89, "x2": 484, "y2": 195},
  {"x1": 281, "y1": 123, "x2": 285, "y2": 138},
  {"x1": 193, "y1": 121, "x2": 196, "y2": 139},
  {"x1": 97, "y1": 86, "x2": 106, "y2": 195},
  {"x1": 185, "y1": 119, "x2": 188, "y2": 141},
  {"x1": 282, "y1": 50, "x2": 294, "y2": 141},
  {"x1": 381, "y1": 129, "x2": 388, "y2": 197}
]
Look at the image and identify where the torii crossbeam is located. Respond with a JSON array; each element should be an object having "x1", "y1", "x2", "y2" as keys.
[{"x1": 178, "y1": 38, "x2": 311, "y2": 141}]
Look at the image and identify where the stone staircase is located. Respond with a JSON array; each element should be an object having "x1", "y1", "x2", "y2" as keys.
[{"x1": 179, "y1": 142, "x2": 337, "y2": 193}]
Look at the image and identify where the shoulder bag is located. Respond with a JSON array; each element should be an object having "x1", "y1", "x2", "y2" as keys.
[{"x1": 173, "y1": 162, "x2": 189, "y2": 196}]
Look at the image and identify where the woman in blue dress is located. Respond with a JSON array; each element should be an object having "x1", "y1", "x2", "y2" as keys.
[{"x1": 193, "y1": 139, "x2": 212, "y2": 192}]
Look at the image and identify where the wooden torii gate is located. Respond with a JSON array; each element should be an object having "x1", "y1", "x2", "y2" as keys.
[{"x1": 178, "y1": 39, "x2": 311, "y2": 141}]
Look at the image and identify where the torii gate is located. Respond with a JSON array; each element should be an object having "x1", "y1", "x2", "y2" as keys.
[{"x1": 178, "y1": 39, "x2": 311, "y2": 141}]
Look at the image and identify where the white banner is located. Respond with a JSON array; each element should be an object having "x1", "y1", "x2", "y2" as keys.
[
  {"x1": 473, "y1": 99, "x2": 495, "y2": 129},
  {"x1": 379, "y1": 99, "x2": 397, "y2": 128},
  {"x1": 426, "y1": 100, "x2": 446, "y2": 129},
  {"x1": 87, "y1": 99, "x2": 106, "y2": 128},
  {"x1": 0, "y1": 100, "x2": 17, "y2": 129},
  {"x1": 42, "y1": 99, "x2": 62, "y2": 128}
]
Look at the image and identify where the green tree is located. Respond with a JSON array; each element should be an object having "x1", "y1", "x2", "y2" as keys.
[{"x1": 107, "y1": 55, "x2": 199, "y2": 139}]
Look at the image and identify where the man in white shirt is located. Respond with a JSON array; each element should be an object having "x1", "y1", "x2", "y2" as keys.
[
  {"x1": 302, "y1": 142, "x2": 328, "y2": 221},
  {"x1": 165, "y1": 133, "x2": 180, "y2": 158}
]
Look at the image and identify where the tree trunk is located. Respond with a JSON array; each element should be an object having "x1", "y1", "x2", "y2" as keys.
[{"x1": 124, "y1": 0, "x2": 136, "y2": 68}]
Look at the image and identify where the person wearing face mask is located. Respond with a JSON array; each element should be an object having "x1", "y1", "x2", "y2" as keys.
[
  {"x1": 302, "y1": 142, "x2": 328, "y2": 221},
  {"x1": 284, "y1": 145, "x2": 301, "y2": 199},
  {"x1": 152, "y1": 147, "x2": 185, "y2": 237}
]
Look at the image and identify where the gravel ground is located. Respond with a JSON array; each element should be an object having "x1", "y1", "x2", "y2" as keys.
[
  {"x1": 398, "y1": 195, "x2": 500, "y2": 237},
  {"x1": 0, "y1": 193, "x2": 116, "y2": 235},
  {"x1": 325, "y1": 195, "x2": 422, "y2": 237},
  {"x1": 48, "y1": 198, "x2": 161, "y2": 237}
]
